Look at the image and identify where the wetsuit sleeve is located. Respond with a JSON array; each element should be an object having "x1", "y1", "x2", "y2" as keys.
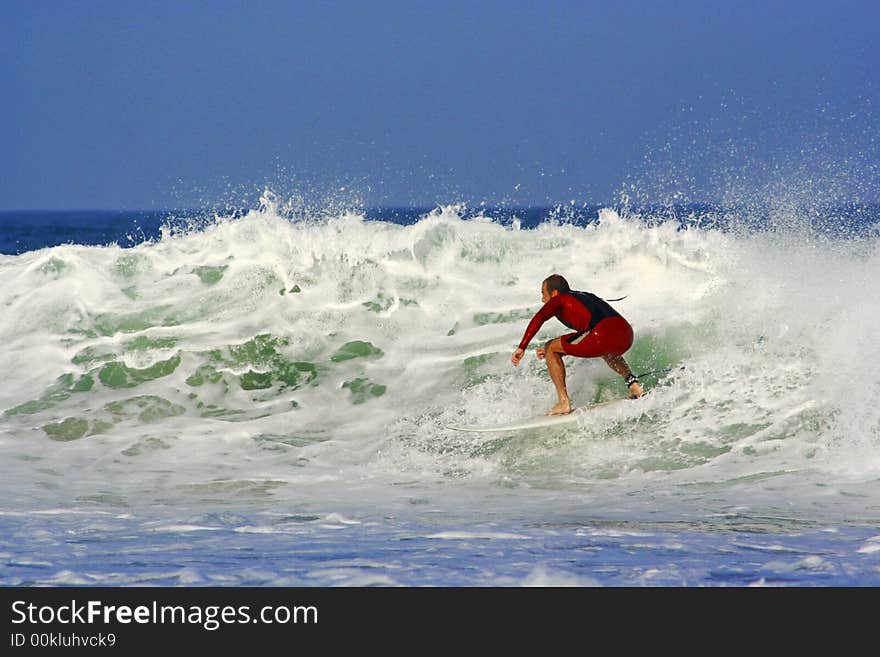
[{"x1": 517, "y1": 296, "x2": 562, "y2": 351}]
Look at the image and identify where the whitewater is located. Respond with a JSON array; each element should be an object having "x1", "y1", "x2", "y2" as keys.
[{"x1": 2, "y1": 197, "x2": 879, "y2": 586}]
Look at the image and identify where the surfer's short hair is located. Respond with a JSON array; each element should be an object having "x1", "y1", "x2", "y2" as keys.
[{"x1": 543, "y1": 274, "x2": 570, "y2": 294}]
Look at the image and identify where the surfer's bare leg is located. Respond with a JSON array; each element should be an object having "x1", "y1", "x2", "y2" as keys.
[
  {"x1": 539, "y1": 338, "x2": 572, "y2": 415},
  {"x1": 603, "y1": 354, "x2": 644, "y2": 398}
]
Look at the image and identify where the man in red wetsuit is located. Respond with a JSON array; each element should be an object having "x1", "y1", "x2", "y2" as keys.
[{"x1": 511, "y1": 274, "x2": 644, "y2": 415}]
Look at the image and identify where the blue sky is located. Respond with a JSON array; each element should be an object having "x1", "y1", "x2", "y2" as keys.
[{"x1": 2, "y1": 0, "x2": 878, "y2": 210}]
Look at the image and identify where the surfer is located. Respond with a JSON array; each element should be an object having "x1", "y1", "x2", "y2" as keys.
[{"x1": 511, "y1": 274, "x2": 644, "y2": 415}]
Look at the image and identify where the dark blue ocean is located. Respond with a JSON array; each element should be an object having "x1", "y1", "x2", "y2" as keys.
[{"x1": 2, "y1": 201, "x2": 880, "y2": 586}]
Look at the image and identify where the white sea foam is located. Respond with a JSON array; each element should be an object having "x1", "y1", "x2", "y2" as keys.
[
  {"x1": 856, "y1": 536, "x2": 880, "y2": 554},
  {"x1": 521, "y1": 566, "x2": 601, "y2": 587},
  {"x1": 424, "y1": 531, "x2": 531, "y2": 540}
]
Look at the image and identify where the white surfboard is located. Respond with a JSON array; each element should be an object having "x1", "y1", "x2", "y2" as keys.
[{"x1": 444, "y1": 398, "x2": 628, "y2": 433}]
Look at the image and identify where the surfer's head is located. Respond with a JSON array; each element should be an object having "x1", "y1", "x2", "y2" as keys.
[{"x1": 542, "y1": 274, "x2": 570, "y2": 302}]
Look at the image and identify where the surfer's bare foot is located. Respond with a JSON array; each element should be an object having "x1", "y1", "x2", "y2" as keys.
[
  {"x1": 628, "y1": 381, "x2": 644, "y2": 398},
  {"x1": 546, "y1": 401, "x2": 572, "y2": 415}
]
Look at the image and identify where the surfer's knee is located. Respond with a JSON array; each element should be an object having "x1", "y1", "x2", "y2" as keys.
[{"x1": 545, "y1": 338, "x2": 565, "y2": 354}]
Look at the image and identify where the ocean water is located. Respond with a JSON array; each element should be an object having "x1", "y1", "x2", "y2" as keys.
[{"x1": 2, "y1": 195, "x2": 880, "y2": 587}]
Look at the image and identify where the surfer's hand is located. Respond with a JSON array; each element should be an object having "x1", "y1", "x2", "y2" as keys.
[
  {"x1": 511, "y1": 348, "x2": 524, "y2": 366},
  {"x1": 536, "y1": 347, "x2": 546, "y2": 360}
]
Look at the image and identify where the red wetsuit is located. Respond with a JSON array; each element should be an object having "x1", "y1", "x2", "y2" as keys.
[{"x1": 517, "y1": 291, "x2": 634, "y2": 358}]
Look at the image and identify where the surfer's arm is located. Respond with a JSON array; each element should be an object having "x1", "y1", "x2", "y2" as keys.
[{"x1": 516, "y1": 296, "x2": 562, "y2": 352}]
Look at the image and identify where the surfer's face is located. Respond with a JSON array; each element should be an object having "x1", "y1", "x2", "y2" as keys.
[{"x1": 541, "y1": 282, "x2": 550, "y2": 303}]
